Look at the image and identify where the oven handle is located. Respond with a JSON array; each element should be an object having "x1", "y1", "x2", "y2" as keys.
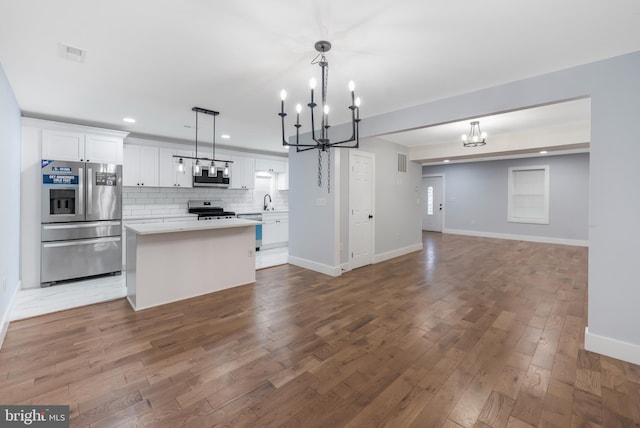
[
  {"x1": 43, "y1": 236, "x2": 121, "y2": 248},
  {"x1": 42, "y1": 221, "x2": 121, "y2": 230}
]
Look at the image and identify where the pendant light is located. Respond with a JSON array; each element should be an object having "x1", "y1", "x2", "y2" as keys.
[
  {"x1": 208, "y1": 111, "x2": 218, "y2": 177},
  {"x1": 193, "y1": 109, "x2": 202, "y2": 176},
  {"x1": 175, "y1": 107, "x2": 233, "y2": 175}
]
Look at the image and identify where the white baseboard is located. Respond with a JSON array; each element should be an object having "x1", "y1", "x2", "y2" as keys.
[
  {"x1": 374, "y1": 243, "x2": 424, "y2": 264},
  {"x1": 444, "y1": 228, "x2": 588, "y2": 247},
  {"x1": 287, "y1": 256, "x2": 342, "y2": 277},
  {"x1": 585, "y1": 327, "x2": 640, "y2": 366},
  {"x1": 0, "y1": 280, "x2": 21, "y2": 351}
]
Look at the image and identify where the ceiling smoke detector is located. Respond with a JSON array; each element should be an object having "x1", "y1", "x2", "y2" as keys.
[{"x1": 58, "y1": 43, "x2": 87, "y2": 63}]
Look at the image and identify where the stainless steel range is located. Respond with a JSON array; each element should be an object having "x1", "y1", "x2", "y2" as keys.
[
  {"x1": 40, "y1": 160, "x2": 123, "y2": 285},
  {"x1": 187, "y1": 200, "x2": 236, "y2": 220}
]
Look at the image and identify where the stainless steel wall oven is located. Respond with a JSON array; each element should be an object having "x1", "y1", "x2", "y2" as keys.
[{"x1": 40, "y1": 160, "x2": 123, "y2": 285}]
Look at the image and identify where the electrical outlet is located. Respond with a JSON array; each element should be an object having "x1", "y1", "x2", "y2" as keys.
[
  {"x1": 248, "y1": 249, "x2": 254, "y2": 257},
  {"x1": 395, "y1": 233, "x2": 400, "y2": 240}
]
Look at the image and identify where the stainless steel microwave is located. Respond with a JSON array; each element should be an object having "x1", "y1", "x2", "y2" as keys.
[{"x1": 193, "y1": 166, "x2": 230, "y2": 188}]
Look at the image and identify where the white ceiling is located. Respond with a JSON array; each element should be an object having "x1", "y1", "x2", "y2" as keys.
[{"x1": 1, "y1": 1, "x2": 639, "y2": 155}]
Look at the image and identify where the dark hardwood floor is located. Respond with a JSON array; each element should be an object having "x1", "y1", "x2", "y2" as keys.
[{"x1": 2, "y1": 232, "x2": 640, "y2": 427}]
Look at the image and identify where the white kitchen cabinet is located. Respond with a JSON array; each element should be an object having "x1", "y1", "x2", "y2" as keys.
[
  {"x1": 277, "y1": 161, "x2": 289, "y2": 191},
  {"x1": 159, "y1": 148, "x2": 193, "y2": 188},
  {"x1": 123, "y1": 144, "x2": 159, "y2": 187},
  {"x1": 84, "y1": 134, "x2": 124, "y2": 164},
  {"x1": 255, "y1": 158, "x2": 286, "y2": 174},
  {"x1": 42, "y1": 129, "x2": 124, "y2": 164},
  {"x1": 230, "y1": 156, "x2": 255, "y2": 190},
  {"x1": 262, "y1": 212, "x2": 288, "y2": 247}
]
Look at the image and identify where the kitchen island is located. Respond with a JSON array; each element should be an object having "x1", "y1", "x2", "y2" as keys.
[{"x1": 125, "y1": 218, "x2": 258, "y2": 311}]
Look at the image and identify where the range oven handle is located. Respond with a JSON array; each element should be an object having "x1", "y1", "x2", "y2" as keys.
[
  {"x1": 43, "y1": 236, "x2": 121, "y2": 248},
  {"x1": 42, "y1": 221, "x2": 121, "y2": 230},
  {"x1": 78, "y1": 167, "x2": 84, "y2": 215}
]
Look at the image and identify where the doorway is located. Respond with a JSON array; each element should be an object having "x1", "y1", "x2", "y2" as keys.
[
  {"x1": 349, "y1": 150, "x2": 375, "y2": 270},
  {"x1": 422, "y1": 175, "x2": 443, "y2": 232}
]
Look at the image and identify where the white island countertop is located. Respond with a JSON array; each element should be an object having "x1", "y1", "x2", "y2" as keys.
[{"x1": 125, "y1": 218, "x2": 260, "y2": 235}]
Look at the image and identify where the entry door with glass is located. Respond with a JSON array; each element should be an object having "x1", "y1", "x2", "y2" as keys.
[{"x1": 422, "y1": 176, "x2": 443, "y2": 232}]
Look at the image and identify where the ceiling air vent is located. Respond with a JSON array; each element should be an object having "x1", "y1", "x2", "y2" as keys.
[
  {"x1": 58, "y1": 43, "x2": 87, "y2": 63},
  {"x1": 397, "y1": 153, "x2": 407, "y2": 173}
]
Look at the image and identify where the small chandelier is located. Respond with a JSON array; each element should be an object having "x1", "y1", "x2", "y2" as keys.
[
  {"x1": 462, "y1": 121, "x2": 487, "y2": 147},
  {"x1": 278, "y1": 41, "x2": 361, "y2": 192}
]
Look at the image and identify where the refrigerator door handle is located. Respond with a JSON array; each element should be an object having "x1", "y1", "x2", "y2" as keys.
[
  {"x1": 87, "y1": 167, "x2": 93, "y2": 215},
  {"x1": 42, "y1": 236, "x2": 121, "y2": 248},
  {"x1": 42, "y1": 221, "x2": 121, "y2": 230},
  {"x1": 78, "y1": 167, "x2": 84, "y2": 215}
]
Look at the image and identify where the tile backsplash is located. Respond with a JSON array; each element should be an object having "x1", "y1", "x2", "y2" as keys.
[{"x1": 123, "y1": 186, "x2": 288, "y2": 218}]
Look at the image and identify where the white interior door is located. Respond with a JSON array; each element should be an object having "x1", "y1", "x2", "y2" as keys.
[
  {"x1": 349, "y1": 151, "x2": 375, "y2": 270},
  {"x1": 422, "y1": 176, "x2": 443, "y2": 232}
]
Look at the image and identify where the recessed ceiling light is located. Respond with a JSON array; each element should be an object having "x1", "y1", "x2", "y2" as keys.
[
  {"x1": 123, "y1": 117, "x2": 136, "y2": 123},
  {"x1": 443, "y1": 159, "x2": 450, "y2": 163},
  {"x1": 539, "y1": 150, "x2": 548, "y2": 154},
  {"x1": 221, "y1": 134, "x2": 230, "y2": 139}
]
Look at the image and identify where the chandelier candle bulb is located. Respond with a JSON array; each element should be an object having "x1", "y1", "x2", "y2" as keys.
[
  {"x1": 295, "y1": 104, "x2": 302, "y2": 125},
  {"x1": 280, "y1": 90, "x2": 286, "y2": 114},
  {"x1": 349, "y1": 80, "x2": 355, "y2": 105}
]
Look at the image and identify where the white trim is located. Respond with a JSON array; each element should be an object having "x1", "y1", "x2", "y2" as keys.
[
  {"x1": 288, "y1": 255, "x2": 342, "y2": 277},
  {"x1": 508, "y1": 165, "x2": 550, "y2": 224},
  {"x1": 374, "y1": 243, "x2": 424, "y2": 264},
  {"x1": 0, "y1": 280, "x2": 21, "y2": 351},
  {"x1": 444, "y1": 228, "x2": 588, "y2": 247},
  {"x1": 585, "y1": 327, "x2": 640, "y2": 366}
]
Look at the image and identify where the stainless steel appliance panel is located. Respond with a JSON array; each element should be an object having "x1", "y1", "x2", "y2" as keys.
[
  {"x1": 41, "y1": 160, "x2": 85, "y2": 223},
  {"x1": 85, "y1": 162, "x2": 122, "y2": 221},
  {"x1": 41, "y1": 221, "x2": 122, "y2": 242},
  {"x1": 41, "y1": 236, "x2": 122, "y2": 283},
  {"x1": 193, "y1": 167, "x2": 230, "y2": 188}
]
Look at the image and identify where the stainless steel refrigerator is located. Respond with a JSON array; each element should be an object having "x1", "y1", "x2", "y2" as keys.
[{"x1": 40, "y1": 159, "x2": 123, "y2": 285}]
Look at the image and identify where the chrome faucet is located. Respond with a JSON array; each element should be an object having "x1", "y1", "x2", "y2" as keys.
[{"x1": 263, "y1": 193, "x2": 272, "y2": 211}]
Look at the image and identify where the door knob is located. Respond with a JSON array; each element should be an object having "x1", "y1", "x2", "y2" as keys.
[{"x1": 368, "y1": 214, "x2": 373, "y2": 219}]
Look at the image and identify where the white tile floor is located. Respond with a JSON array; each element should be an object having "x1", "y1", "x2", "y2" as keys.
[{"x1": 10, "y1": 246, "x2": 288, "y2": 321}]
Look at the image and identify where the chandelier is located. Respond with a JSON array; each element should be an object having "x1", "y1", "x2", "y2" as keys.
[
  {"x1": 462, "y1": 121, "x2": 487, "y2": 147},
  {"x1": 278, "y1": 41, "x2": 361, "y2": 192},
  {"x1": 174, "y1": 107, "x2": 232, "y2": 177}
]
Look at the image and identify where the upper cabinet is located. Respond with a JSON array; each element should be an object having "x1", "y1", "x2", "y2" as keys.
[
  {"x1": 229, "y1": 156, "x2": 255, "y2": 190},
  {"x1": 158, "y1": 148, "x2": 193, "y2": 188},
  {"x1": 123, "y1": 145, "x2": 159, "y2": 187},
  {"x1": 42, "y1": 128, "x2": 125, "y2": 164},
  {"x1": 277, "y1": 161, "x2": 289, "y2": 191},
  {"x1": 255, "y1": 158, "x2": 286, "y2": 174}
]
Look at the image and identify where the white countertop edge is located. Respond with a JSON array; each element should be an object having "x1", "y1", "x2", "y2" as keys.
[
  {"x1": 126, "y1": 218, "x2": 260, "y2": 235},
  {"x1": 124, "y1": 213, "x2": 198, "y2": 220}
]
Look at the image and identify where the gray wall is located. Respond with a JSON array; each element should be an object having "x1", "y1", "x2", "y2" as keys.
[
  {"x1": 317, "y1": 50, "x2": 640, "y2": 355},
  {"x1": 422, "y1": 153, "x2": 589, "y2": 242},
  {"x1": 0, "y1": 63, "x2": 21, "y2": 344},
  {"x1": 288, "y1": 144, "x2": 339, "y2": 270}
]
